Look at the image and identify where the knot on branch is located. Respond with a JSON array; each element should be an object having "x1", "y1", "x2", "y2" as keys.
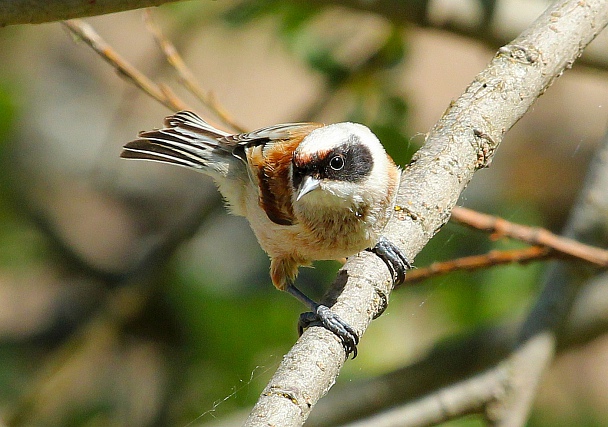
[
  {"x1": 263, "y1": 384, "x2": 312, "y2": 413},
  {"x1": 472, "y1": 128, "x2": 497, "y2": 169},
  {"x1": 497, "y1": 44, "x2": 541, "y2": 64},
  {"x1": 372, "y1": 287, "x2": 389, "y2": 319},
  {"x1": 393, "y1": 204, "x2": 418, "y2": 221}
]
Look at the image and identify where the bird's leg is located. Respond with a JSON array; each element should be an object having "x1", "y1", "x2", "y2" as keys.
[
  {"x1": 285, "y1": 284, "x2": 359, "y2": 358},
  {"x1": 369, "y1": 236, "x2": 412, "y2": 286}
]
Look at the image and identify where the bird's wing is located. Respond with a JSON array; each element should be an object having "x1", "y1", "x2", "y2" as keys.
[
  {"x1": 228, "y1": 123, "x2": 324, "y2": 226},
  {"x1": 222, "y1": 123, "x2": 321, "y2": 159}
]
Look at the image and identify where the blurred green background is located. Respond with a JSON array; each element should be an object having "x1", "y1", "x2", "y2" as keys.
[{"x1": 0, "y1": 1, "x2": 607, "y2": 426}]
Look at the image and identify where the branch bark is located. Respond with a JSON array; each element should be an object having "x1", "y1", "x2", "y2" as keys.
[
  {"x1": 244, "y1": 1, "x2": 608, "y2": 426},
  {"x1": 0, "y1": 0, "x2": 179, "y2": 26}
]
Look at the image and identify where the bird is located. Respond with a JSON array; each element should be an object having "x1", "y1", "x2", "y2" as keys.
[{"x1": 121, "y1": 110, "x2": 410, "y2": 358}]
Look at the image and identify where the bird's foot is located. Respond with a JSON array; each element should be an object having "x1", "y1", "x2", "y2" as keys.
[
  {"x1": 286, "y1": 284, "x2": 359, "y2": 358},
  {"x1": 369, "y1": 236, "x2": 412, "y2": 286},
  {"x1": 298, "y1": 305, "x2": 359, "y2": 358}
]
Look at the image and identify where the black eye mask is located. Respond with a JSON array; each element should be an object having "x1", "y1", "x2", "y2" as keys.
[{"x1": 292, "y1": 135, "x2": 374, "y2": 188}]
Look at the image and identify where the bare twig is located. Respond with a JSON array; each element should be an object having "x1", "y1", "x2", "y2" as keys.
[
  {"x1": 404, "y1": 246, "x2": 552, "y2": 285},
  {"x1": 451, "y1": 206, "x2": 608, "y2": 267},
  {"x1": 142, "y1": 10, "x2": 247, "y2": 132},
  {"x1": 403, "y1": 206, "x2": 608, "y2": 285},
  {"x1": 62, "y1": 19, "x2": 188, "y2": 112}
]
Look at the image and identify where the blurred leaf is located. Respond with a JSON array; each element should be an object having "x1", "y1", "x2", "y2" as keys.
[
  {"x1": 222, "y1": 0, "x2": 280, "y2": 26},
  {"x1": 379, "y1": 27, "x2": 407, "y2": 68},
  {"x1": 368, "y1": 26, "x2": 407, "y2": 70},
  {"x1": 0, "y1": 82, "x2": 17, "y2": 143},
  {"x1": 275, "y1": 4, "x2": 320, "y2": 39},
  {"x1": 307, "y1": 47, "x2": 351, "y2": 87}
]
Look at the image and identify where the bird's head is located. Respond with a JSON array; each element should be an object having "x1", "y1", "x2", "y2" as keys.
[{"x1": 291, "y1": 123, "x2": 396, "y2": 211}]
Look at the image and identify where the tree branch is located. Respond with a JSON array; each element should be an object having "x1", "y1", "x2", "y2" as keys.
[
  {"x1": 62, "y1": 19, "x2": 188, "y2": 112},
  {"x1": 0, "y1": 0, "x2": 180, "y2": 26},
  {"x1": 402, "y1": 205, "x2": 608, "y2": 284},
  {"x1": 318, "y1": 52, "x2": 608, "y2": 427},
  {"x1": 244, "y1": 1, "x2": 608, "y2": 426},
  {"x1": 142, "y1": 10, "x2": 247, "y2": 133},
  {"x1": 341, "y1": 368, "x2": 509, "y2": 427},
  {"x1": 451, "y1": 206, "x2": 608, "y2": 266},
  {"x1": 404, "y1": 246, "x2": 553, "y2": 284}
]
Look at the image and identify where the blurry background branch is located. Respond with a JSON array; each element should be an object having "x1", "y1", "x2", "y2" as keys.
[
  {"x1": 491, "y1": 102, "x2": 608, "y2": 426},
  {"x1": 303, "y1": 0, "x2": 608, "y2": 71},
  {"x1": 0, "y1": 0, "x2": 180, "y2": 25}
]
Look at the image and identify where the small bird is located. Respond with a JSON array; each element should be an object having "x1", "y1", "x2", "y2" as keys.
[{"x1": 121, "y1": 111, "x2": 410, "y2": 357}]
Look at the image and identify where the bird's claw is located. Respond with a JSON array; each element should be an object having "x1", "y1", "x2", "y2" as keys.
[
  {"x1": 370, "y1": 236, "x2": 412, "y2": 286},
  {"x1": 298, "y1": 305, "x2": 359, "y2": 359}
]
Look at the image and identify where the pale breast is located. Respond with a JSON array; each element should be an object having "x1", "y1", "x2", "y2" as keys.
[{"x1": 245, "y1": 189, "x2": 380, "y2": 262}]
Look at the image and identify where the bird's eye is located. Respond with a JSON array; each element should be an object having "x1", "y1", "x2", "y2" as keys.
[{"x1": 329, "y1": 155, "x2": 345, "y2": 171}]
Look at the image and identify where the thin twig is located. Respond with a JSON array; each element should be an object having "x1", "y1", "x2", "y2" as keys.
[
  {"x1": 143, "y1": 9, "x2": 246, "y2": 132},
  {"x1": 403, "y1": 246, "x2": 552, "y2": 285},
  {"x1": 451, "y1": 206, "x2": 608, "y2": 267},
  {"x1": 62, "y1": 19, "x2": 188, "y2": 112},
  {"x1": 402, "y1": 206, "x2": 608, "y2": 285}
]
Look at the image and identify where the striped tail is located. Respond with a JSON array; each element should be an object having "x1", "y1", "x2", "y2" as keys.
[{"x1": 121, "y1": 111, "x2": 231, "y2": 170}]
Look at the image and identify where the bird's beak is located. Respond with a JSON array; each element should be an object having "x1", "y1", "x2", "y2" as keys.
[{"x1": 296, "y1": 176, "x2": 321, "y2": 201}]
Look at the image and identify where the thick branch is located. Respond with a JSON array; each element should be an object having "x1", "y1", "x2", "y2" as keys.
[
  {"x1": 0, "y1": 0, "x2": 180, "y2": 26},
  {"x1": 244, "y1": 1, "x2": 608, "y2": 426}
]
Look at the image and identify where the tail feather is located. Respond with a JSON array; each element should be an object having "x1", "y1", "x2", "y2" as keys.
[
  {"x1": 120, "y1": 138, "x2": 206, "y2": 169},
  {"x1": 164, "y1": 110, "x2": 230, "y2": 139},
  {"x1": 121, "y1": 111, "x2": 229, "y2": 170}
]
